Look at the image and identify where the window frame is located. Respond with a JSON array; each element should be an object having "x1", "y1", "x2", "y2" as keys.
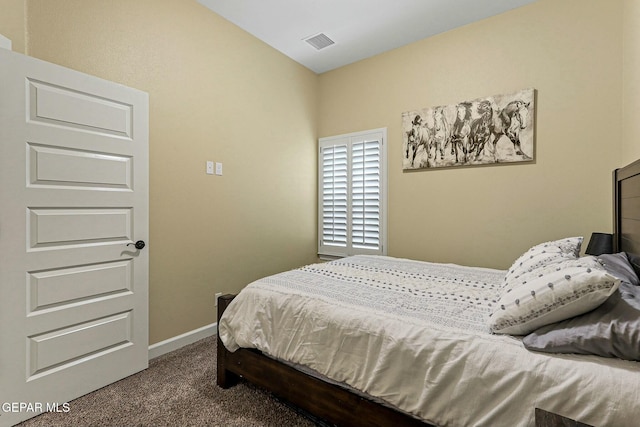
[{"x1": 318, "y1": 128, "x2": 388, "y2": 259}]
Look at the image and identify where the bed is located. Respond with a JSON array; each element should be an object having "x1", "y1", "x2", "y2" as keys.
[{"x1": 216, "y1": 158, "x2": 640, "y2": 427}]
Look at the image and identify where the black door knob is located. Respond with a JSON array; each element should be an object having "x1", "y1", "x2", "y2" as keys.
[{"x1": 127, "y1": 240, "x2": 146, "y2": 250}]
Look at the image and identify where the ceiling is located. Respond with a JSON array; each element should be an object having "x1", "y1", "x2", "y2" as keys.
[{"x1": 197, "y1": 0, "x2": 537, "y2": 74}]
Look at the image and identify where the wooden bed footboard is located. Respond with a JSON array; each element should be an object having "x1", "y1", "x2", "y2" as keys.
[{"x1": 216, "y1": 294, "x2": 240, "y2": 389}]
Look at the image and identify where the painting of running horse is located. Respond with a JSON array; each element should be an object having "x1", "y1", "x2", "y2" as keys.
[{"x1": 402, "y1": 88, "x2": 535, "y2": 170}]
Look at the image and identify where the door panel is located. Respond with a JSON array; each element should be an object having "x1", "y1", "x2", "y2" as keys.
[
  {"x1": 0, "y1": 48, "x2": 148, "y2": 427},
  {"x1": 28, "y1": 143, "x2": 133, "y2": 189},
  {"x1": 28, "y1": 312, "x2": 133, "y2": 378},
  {"x1": 28, "y1": 260, "x2": 133, "y2": 312},
  {"x1": 28, "y1": 78, "x2": 133, "y2": 137},
  {"x1": 28, "y1": 207, "x2": 133, "y2": 247}
]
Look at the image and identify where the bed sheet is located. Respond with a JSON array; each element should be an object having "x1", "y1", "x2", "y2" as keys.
[{"x1": 218, "y1": 255, "x2": 640, "y2": 427}]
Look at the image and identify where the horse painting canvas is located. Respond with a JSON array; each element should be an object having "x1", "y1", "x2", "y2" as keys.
[{"x1": 402, "y1": 88, "x2": 535, "y2": 170}]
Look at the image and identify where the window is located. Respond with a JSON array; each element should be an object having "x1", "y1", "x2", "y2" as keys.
[{"x1": 318, "y1": 128, "x2": 387, "y2": 258}]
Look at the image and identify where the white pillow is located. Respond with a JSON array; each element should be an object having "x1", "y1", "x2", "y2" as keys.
[
  {"x1": 490, "y1": 256, "x2": 620, "y2": 335},
  {"x1": 502, "y1": 236, "x2": 583, "y2": 292}
]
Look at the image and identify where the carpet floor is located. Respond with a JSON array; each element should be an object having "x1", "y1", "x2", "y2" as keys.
[{"x1": 16, "y1": 336, "x2": 317, "y2": 427}]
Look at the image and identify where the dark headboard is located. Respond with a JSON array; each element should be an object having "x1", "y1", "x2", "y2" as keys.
[{"x1": 613, "y1": 158, "x2": 640, "y2": 276}]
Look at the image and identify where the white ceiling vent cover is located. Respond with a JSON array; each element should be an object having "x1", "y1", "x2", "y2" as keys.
[{"x1": 304, "y1": 33, "x2": 335, "y2": 50}]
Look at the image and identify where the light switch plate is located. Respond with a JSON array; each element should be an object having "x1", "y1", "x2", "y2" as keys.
[{"x1": 206, "y1": 161, "x2": 214, "y2": 175}]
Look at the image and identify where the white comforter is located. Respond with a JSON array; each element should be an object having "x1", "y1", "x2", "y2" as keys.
[{"x1": 218, "y1": 255, "x2": 640, "y2": 427}]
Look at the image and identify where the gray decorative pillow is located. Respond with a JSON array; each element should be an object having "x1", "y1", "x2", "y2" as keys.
[
  {"x1": 490, "y1": 256, "x2": 620, "y2": 335},
  {"x1": 502, "y1": 237, "x2": 583, "y2": 292},
  {"x1": 523, "y1": 282, "x2": 640, "y2": 361},
  {"x1": 597, "y1": 252, "x2": 640, "y2": 286}
]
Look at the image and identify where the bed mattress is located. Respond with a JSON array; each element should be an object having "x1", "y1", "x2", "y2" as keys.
[{"x1": 218, "y1": 255, "x2": 640, "y2": 427}]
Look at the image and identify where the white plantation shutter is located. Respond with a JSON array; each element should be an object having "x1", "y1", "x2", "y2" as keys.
[
  {"x1": 319, "y1": 128, "x2": 387, "y2": 257},
  {"x1": 351, "y1": 140, "x2": 380, "y2": 250},
  {"x1": 321, "y1": 144, "x2": 348, "y2": 248}
]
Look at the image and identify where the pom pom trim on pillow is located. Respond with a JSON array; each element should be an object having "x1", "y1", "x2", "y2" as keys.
[
  {"x1": 501, "y1": 237, "x2": 583, "y2": 293},
  {"x1": 490, "y1": 256, "x2": 620, "y2": 335}
]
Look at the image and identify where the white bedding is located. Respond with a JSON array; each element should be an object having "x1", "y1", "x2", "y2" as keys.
[{"x1": 218, "y1": 255, "x2": 640, "y2": 427}]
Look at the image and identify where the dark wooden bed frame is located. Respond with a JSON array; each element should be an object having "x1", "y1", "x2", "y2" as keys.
[
  {"x1": 217, "y1": 158, "x2": 640, "y2": 427},
  {"x1": 614, "y1": 158, "x2": 640, "y2": 272}
]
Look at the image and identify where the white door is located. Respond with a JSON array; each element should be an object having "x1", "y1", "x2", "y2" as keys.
[{"x1": 0, "y1": 49, "x2": 148, "y2": 427}]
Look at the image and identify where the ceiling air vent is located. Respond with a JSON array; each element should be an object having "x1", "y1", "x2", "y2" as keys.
[{"x1": 304, "y1": 33, "x2": 335, "y2": 50}]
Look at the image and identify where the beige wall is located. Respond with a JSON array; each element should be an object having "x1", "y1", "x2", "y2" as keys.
[
  {"x1": 4, "y1": 0, "x2": 319, "y2": 344},
  {"x1": 318, "y1": 0, "x2": 624, "y2": 269},
  {"x1": 623, "y1": 0, "x2": 640, "y2": 164},
  {"x1": 0, "y1": 0, "x2": 26, "y2": 53}
]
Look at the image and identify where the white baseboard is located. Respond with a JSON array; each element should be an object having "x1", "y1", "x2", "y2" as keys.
[{"x1": 148, "y1": 322, "x2": 217, "y2": 360}]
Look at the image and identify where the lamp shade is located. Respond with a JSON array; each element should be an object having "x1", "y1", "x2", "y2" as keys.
[{"x1": 585, "y1": 232, "x2": 613, "y2": 256}]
